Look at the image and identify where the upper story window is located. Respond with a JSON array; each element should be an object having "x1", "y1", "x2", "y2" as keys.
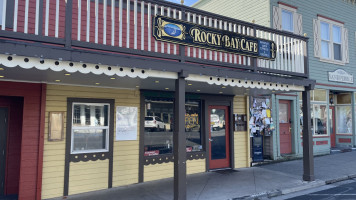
[
  {"x1": 281, "y1": 9, "x2": 294, "y2": 32},
  {"x1": 273, "y1": 2, "x2": 303, "y2": 35},
  {"x1": 314, "y1": 15, "x2": 349, "y2": 65}
]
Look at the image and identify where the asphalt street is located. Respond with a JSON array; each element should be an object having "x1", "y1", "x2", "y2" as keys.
[{"x1": 269, "y1": 179, "x2": 356, "y2": 200}]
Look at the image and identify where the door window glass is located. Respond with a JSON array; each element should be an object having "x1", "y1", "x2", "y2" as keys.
[
  {"x1": 210, "y1": 109, "x2": 226, "y2": 160},
  {"x1": 279, "y1": 103, "x2": 288, "y2": 123}
]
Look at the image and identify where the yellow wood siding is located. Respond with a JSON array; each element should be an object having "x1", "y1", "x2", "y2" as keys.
[
  {"x1": 69, "y1": 160, "x2": 109, "y2": 195},
  {"x1": 233, "y1": 96, "x2": 251, "y2": 168},
  {"x1": 193, "y1": 0, "x2": 270, "y2": 27},
  {"x1": 144, "y1": 159, "x2": 206, "y2": 182},
  {"x1": 42, "y1": 84, "x2": 140, "y2": 199}
]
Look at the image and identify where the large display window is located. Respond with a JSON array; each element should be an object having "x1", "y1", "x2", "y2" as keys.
[
  {"x1": 336, "y1": 106, "x2": 352, "y2": 134},
  {"x1": 299, "y1": 89, "x2": 328, "y2": 136},
  {"x1": 144, "y1": 97, "x2": 202, "y2": 156}
]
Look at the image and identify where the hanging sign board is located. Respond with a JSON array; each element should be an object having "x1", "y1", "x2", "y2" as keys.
[{"x1": 153, "y1": 15, "x2": 276, "y2": 60}]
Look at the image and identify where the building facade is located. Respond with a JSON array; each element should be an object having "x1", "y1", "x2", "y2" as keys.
[
  {"x1": 0, "y1": 0, "x2": 314, "y2": 199},
  {"x1": 194, "y1": 0, "x2": 356, "y2": 159}
]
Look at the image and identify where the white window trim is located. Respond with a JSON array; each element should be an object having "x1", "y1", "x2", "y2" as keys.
[
  {"x1": 71, "y1": 102, "x2": 110, "y2": 154},
  {"x1": 318, "y1": 16, "x2": 345, "y2": 65}
]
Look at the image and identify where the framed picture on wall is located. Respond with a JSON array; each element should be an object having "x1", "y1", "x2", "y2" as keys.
[{"x1": 48, "y1": 112, "x2": 65, "y2": 141}]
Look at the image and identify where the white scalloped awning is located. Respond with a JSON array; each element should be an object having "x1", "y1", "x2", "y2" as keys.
[{"x1": 0, "y1": 54, "x2": 304, "y2": 92}]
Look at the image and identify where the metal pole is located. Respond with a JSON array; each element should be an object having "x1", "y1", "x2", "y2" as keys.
[
  {"x1": 302, "y1": 86, "x2": 314, "y2": 181},
  {"x1": 174, "y1": 71, "x2": 188, "y2": 200}
]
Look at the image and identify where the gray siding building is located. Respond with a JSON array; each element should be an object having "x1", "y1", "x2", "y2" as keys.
[{"x1": 194, "y1": 0, "x2": 356, "y2": 159}]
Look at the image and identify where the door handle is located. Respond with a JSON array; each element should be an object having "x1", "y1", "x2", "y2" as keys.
[{"x1": 209, "y1": 138, "x2": 213, "y2": 142}]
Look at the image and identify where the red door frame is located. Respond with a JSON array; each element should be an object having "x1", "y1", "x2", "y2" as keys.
[
  {"x1": 330, "y1": 106, "x2": 336, "y2": 148},
  {"x1": 208, "y1": 105, "x2": 230, "y2": 169},
  {"x1": 279, "y1": 100, "x2": 292, "y2": 154}
]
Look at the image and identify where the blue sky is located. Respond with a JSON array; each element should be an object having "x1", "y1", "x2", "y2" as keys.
[{"x1": 165, "y1": 0, "x2": 199, "y2": 6}]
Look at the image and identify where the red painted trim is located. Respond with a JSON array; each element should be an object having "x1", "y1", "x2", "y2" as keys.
[
  {"x1": 316, "y1": 141, "x2": 328, "y2": 145},
  {"x1": 278, "y1": 1, "x2": 298, "y2": 10},
  {"x1": 36, "y1": 84, "x2": 46, "y2": 200},
  {"x1": 316, "y1": 83, "x2": 356, "y2": 89},
  {"x1": 317, "y1": 14, "x2": 344, "y2": 24},
  {"x1": 339, "y1": 138, "x2": 351, "y2": 143}
]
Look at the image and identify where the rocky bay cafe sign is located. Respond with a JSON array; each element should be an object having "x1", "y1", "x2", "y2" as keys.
[{"x1": 152, "y1": 15, "x2": 277, "y2": 60}]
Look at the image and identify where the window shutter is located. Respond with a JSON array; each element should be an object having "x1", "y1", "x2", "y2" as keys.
[
  {"x1": 342, "y1": 28, "x2": 349, "y2": 63},
  {"x1": 294, "y1": 13, "x2": 303, "y2": 35},
  {"x1": 313, "y1": 19, "x2": 321, "y2": 58},
  {"x1": 273, "y1": 6, "x2": 281, "y2": 30}
]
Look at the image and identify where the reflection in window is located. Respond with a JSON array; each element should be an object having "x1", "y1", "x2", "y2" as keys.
[
  {"x1": 71, "y1": 103, "x2": 109, "y2": 153},
  {"x1": 336, "y1": 106, "x2": 352, "y2": 134},
  {"x1": 144, "y1": 98, "x2": 202, "y2": 156},
  {"x1": 299, "y1": 104, "x2": 327, "y2": 135}
]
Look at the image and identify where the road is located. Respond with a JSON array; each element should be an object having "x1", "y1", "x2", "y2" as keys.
[{"x1": 269, "y1": 179, "x2": 356, "y2": 200}]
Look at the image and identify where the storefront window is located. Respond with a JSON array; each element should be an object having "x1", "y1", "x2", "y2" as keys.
[
  {"x1": 144, "y1": 98, "x2": 202, "y2": 156},
  {"x1": 71, "y1": 103, "x2": 110, "y2": 153},
  {"x1": 337, "y1": 93, "x2": 351, "y2": 104},
  {"x1": 314, "y1": 89, "x2": 327, "y2": 102},
  {"x1": 336, "y1": 106, "x2": 352, "y2": 134},
  {"x1": 299, "y1": 103, "x2": 327, "y2": 135}
]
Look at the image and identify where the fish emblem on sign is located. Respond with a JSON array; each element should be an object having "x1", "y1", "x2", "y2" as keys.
[{"x1": 155, "y1": 18, "x2": 186, "y2": 40}]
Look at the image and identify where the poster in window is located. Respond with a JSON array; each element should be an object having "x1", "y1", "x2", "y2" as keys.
[
  {"x1": 116, "y1": 106, "x2": 138, "y2": 141},
  {"x1": 48, "y1": 112, "x2": 64, "y2": 141}
]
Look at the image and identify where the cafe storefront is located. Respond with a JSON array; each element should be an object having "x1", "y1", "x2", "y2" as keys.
[{"x1": 0, "y1": 0, "x2": 314, "y2": 199}]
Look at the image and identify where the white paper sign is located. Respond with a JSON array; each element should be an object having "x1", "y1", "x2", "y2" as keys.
[{"x1": 116, "y1": 106, "x2": 138, "y2": 141}]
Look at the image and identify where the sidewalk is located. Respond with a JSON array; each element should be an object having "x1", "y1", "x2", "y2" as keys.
[{"x1": 62, "y1": 151, "x2": 356, "y2": 200}]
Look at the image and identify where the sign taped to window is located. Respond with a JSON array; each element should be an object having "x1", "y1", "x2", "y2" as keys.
[{"x1": 116, "y1": 106, "x2": 138, "y2": 141}]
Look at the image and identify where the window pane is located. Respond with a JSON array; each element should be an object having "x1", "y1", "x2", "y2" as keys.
[
  {"x1": 279, "y1": 103, "x2": 288, "y2": 123},
  {"x1": 185, "y1": 101, "x2": 202, "y2": 152},
  {"x1": 336, "y1": 106, "x2": 352, "y2": 134},
  {"x1": 337, "y1": 93, "x2": 351, "y2": 104},
  {"x1": 333, "y1": 43, "x2": 341, "y2": 61},
  {"x1": 314, "y1": 105, "x2": 327, "y2": 135},
  {"x1": 282, "y1": 10, "x2": 293, "y2": 32},
  {"x1": 72, "y1": 129, "x2": 107, "y2": 152},
  {"x1": 320, "y1": 22, "x2": 330, "y2": 40},
  {"x1": 321, "y1": 41, "x2": 329, "y2": 58},
  {"x1": 333, "y1": 25, "x2": 341, "y2": 43},
  {"x1": 144, "y1": 99, "x2": 174, "y2": 156},
  {"x1": 73, "y1": 104, "x2": 109, "y2": 127},
  {"x1": 314, "y1": 89, "x2": 327, "y2": 102},
  {"x1": 210, "y1": 109, "x2": 226, "y2": 160}
]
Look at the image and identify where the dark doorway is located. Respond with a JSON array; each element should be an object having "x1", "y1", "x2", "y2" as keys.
[
  {"x1": 0, "y1": 96, "x2": 23, "y2": 198},
  {"x1": 0, "y1": 108, "x2": 8, "y2": 196}
]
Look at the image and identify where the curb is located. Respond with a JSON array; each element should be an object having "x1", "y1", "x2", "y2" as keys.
[{"x1": 231, "y1": 174, "x2": 356, "y2": 200}]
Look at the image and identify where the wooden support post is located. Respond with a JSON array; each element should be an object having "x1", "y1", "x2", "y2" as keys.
[
  {"x1": 174, "y1": 71, "x2": 188, "y2": 200},
  {"x1": 302, "y1": 86, "x2": 314, "y2": 181}
]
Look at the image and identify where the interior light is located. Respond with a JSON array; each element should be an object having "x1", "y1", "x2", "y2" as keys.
[
  {"x1": 110, "y1": 77, "x2": 116, "y2": 80},
  {"x1": 155, "y1": 80, "x2": 159, "y2": 83},
  {"x1": 95, "y1": 83, "x2": 100, "y2": 85},
  {"x1": 55, "y1": 80, "x2": 61, "y2": 82},
  {"x1": 65, "y1": 73, "x2": 71, "y2": 76}
]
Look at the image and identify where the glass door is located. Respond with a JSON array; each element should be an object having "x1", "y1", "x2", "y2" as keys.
[{"x1": 209, "y1": 106, "x2": 230, "y2": 169}]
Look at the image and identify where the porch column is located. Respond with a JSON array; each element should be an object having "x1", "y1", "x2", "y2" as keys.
[
  {"x1": 302, "y1": 86, "x2": 315, "y2": 181},
  {"x1": 174, "y1": 71, "x2": 188, "y2": 200}
]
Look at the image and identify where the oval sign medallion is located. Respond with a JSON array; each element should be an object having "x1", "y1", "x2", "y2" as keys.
[{"x1": 164, "y1": 24, "x2": 181, "y2": 37}]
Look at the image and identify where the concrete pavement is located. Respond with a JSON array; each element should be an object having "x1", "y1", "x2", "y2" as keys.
[{"x1": 59, "y1": 151, "x2": 356, "y2": 200}]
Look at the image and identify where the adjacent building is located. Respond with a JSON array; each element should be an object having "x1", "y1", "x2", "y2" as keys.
[
  {"x1": 0, "y1": 0, "x2": 314, "y2": 199},
  {"x1": 194, "y1": 0, "x2": 356, "y2": 159}
]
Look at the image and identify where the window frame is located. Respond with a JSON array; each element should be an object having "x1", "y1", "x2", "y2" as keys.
[
  {"x1": 318, "y1": 16, "x2": 345, "y2": 64},
  {"x1": 70, "y1": 102, "x2": 111, "y2": 154}
]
